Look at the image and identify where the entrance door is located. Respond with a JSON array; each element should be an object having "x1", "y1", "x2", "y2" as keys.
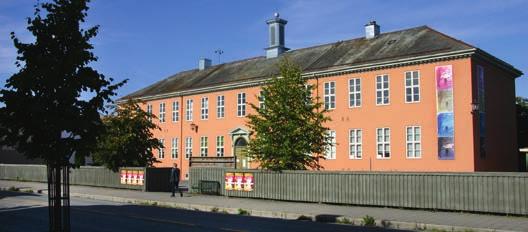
[{"x1": 234, "y1": 138, "x2": 249, "y2": 169}]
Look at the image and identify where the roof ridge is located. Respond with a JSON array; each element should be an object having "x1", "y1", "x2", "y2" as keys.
[
  {"x1": 423, "y1": 26, "x2": 476, "y2": 49},
  {"x1": 285, "y1": 25, "x2": 429, "y2": 54}
]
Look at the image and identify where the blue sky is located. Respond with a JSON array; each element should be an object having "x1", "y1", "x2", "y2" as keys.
[{"x1": 0, "y1": 0, "x2": 526, "y2": 98}]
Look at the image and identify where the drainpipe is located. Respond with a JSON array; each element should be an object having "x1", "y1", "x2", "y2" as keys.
[{"x1": 179, "y1": 96, "x2": 184, "y2": 180}]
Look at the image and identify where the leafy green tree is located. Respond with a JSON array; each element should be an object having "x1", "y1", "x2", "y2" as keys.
[
  {"x1": 246, "y1": 59, "x2": 331, "y2": 171},
  {"x1": 517, "y1": 97, "x2": 528, "y2": 149},
  {"x1": 92, "y1": 100, "x2": 162, "y2": 172},
  {"x1": 0, "y1": 0, "x2": 125, "y2": 230}
]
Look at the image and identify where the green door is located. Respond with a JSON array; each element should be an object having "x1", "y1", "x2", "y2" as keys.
[{"x1": 234, "y1": 138, "x2": 249, "y2": 169}]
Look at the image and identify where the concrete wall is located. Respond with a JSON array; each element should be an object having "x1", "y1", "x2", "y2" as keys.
[{"x1": 190, "y1": 167, "x2": 528, "y2": 215}]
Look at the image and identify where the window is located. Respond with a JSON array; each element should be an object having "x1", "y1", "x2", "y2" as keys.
[
  {"x1": 201, "y1": 97, "x2": 209, "y2": 120},
  {"x1": 237, "y1": 92, "x2": 246, "y2": 117},
  {"x1": 349, "y1": 78, "x2": 361, "y2": 107},
  {"x1": 147, "y1": 104, "x2": 152, "y2": 122},
  {"x1": 172, "y1": 101, "x2": 179, "y2": 122},
  {"x1": 159, "y1": 103, "x2": 165, "y2": 123},
  {"x1": 324, "y1": 82, "x2": 336, "y2": 110},
  {"x1": 405, "y1": 71, "x2": 420, "y2": 103},
  {"x1": 376, "y1": 128, "x2": 390, "y2": 158},
  {"x1": 325, "y1": 131, "x2": 336, "y2": 159},
  {"x1": 158, "y1": 139, "x2": 165, "y2": 159},
  {"x1": 406, "y1": 126, "x2": 421, "y2": 158},
  {"x1": 217, "y1": 95, "x2": 225, "y2": 118},
  {"x1": 216, "y1": 136, "x2": 224, "y2": 157},
  {"x1": 185, "y1": 137, "x2": 192, "y2": 159},
  {"x1": 349, "y1": 129, "x2": 362, "y2": 159},
  {"x1": 200, "y1": 136, "x2": 208, "y2": 157},
  {"x1": 259, "y1": 91, "x2": 265, "y2": 109},
  {"x1": 171, "y1": 138, "x2": 178, "y2": 159},
  {"x1": 186, "y1": 99, "x2": 193, "y2": 121},
  {"x1": 376, "y1": 75, "x2": 389, "y2": 105}
]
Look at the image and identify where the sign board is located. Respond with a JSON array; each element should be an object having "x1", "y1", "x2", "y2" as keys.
[
  {"x1": 225, "y1": 172, "x2": 254, "y2": 192},
  {"x1": 120, "y1": 169, "x2": 144, "y2": 186}
]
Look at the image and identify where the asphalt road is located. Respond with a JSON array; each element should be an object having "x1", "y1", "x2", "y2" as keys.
[{"x1": 0, "y1": 191, "x2": 410, "y2": 232}]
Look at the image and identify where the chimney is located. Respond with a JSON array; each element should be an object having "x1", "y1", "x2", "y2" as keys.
[
  {"x1": 365, "y1": 21, "x2": 380, "y2": 39},
  {"x1": 265, "y1": 13, "x2": 289, "y2": 59},
  {"x1": 199, "y1": 58, "x2": 211, "y2": 70}
]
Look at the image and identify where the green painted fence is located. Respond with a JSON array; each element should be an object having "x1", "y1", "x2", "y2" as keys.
[
  {"x1": 190, "y1": 167, "x2": 528, "y2": 215},
  {"x1": 0, "y1": 164, "x2": 143, "y2": 190}
]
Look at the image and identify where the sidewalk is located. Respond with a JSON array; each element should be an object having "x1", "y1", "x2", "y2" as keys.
[{"x1": 1, "y1": 180, "x2": 527, "y2": 232}]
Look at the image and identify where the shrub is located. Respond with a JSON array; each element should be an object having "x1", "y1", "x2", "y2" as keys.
[
  {"x1": 237, "y1": 208, "x2": 250, "y2": 216},
  {"x1": 362, "y1": 215, "x2": 375, "y2": 226}
]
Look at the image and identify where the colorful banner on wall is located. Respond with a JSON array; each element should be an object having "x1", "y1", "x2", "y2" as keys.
[
  {"x1": 224, "y1": 172, "x2": 254, "y2": 191},
  {"x1": 120, "y1": 169, "x2": 144, "y2": 186},
  {"x1": 436, "y1": 65, "x2": 455, "y2": 160}
]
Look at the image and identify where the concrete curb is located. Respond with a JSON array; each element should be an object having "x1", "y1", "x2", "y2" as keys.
[{"x1": 0, "y1": 186, "x2": 519, "y2": 232}]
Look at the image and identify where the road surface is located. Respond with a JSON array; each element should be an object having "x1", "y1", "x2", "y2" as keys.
[{"x1": 0, "y1": 190, "x2": 409, "y2": 232}]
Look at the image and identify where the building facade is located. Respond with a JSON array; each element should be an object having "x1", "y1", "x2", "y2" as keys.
[{"x1": 122, "y1": 15, "x2": 522, "y2": 179}]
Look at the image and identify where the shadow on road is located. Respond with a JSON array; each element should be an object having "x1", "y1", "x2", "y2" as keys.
[
  {"x1": 0, "y1": 190, "x2": 40, "y2": 199},
  {"x1": 0, "y1": 202, "x2": 412, "y2": 232}
]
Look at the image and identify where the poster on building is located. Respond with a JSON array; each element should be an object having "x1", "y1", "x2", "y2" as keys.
[
  {"x1": 225, "y1": 172, "x2": 234, "y2": 190},
  {"x1": 131, "y1": 170, "x2": 138, "y2": 185},
  {"x1": 138, "y1": 170, "x2": 144, "y2": 185},
  {"x1": 224, "y1": 172, "x2": 255, "y2": 191},
  {"x1": 243, "y1": 173, "x2": 254, "y2": 191},
  {"x1": 120, "y1": 169, "x2": 144, "y2": 186},
  {"x1": 120, "y1": 170, "x2": 127, "y2": 184},
  {"x1": 435, "y1": 65, "x2": 455, "y2": 160},
  {"x1": 234, "y1": 173, "x2": 244, "y2": 191}
]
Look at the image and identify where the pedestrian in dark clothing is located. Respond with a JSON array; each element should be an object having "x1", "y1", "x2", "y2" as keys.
[{"x1": 170, "y1": 163, "x2": 183, "y2": 197}]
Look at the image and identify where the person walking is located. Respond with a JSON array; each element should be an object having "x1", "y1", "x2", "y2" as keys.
[{"x1": 169, "y1": 163, "x2": 183, "y2": 197}]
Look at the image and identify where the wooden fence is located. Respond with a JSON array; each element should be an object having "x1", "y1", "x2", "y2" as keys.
[
  {"x1": 190, "y1": 167, "x2": 528, "y2": 215},
  {"x1": 0, "y1": 164, "x2": 144, "y2": 190}
]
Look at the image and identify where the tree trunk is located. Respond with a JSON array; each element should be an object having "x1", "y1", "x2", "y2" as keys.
[{"x1": 47, "y1": 163, "x2": 70, "y2": 232}]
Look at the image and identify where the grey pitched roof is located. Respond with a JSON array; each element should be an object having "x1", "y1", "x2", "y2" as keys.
[{"x1": 121, "y1": 26, "x2": 516, "y2": 100}]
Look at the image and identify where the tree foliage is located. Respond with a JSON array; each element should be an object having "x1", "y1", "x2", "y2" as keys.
[
  {"x1": 517, "y1": 97, "x2": 528, "y2": 149},
  {"x1": 246, "y1": 59, "x2": 331, "y2": 171},
  {"x1": 0, "y1": 0, "x2": 126, "y2": 167},
  {"x1": 92, "y1": 100, "x2": 162, "y2": 172}
]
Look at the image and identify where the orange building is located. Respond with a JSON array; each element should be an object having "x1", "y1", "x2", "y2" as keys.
[{"x1": 121, "y1": 15, "x2": 523, "y2": 179}]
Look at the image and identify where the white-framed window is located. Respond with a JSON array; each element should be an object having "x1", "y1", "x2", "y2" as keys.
[
  {"x1": 259, "y1": 90, "x2": 265, "y2": 109},
  {"x1": 146, "y1": 104, "x2": 153, "y2": 122},
  {"x1": 349, "y1": 129, "x2": 362, "y2": 159},
  {"x1": 171, "y1": 138, "x2": 178, "y2": 159},
  {"x1": 325, "y1": 130, "x2": 336, "y2": 159},
  {"x1": 406, "y1": 126, "x2": 422, "y2": 158},
  {"x1": 158, "y1": 139, "x2": 165, "y2": 159},
  {"x1": 217, "y1": 95, "x2": 225, "y2": 118},
  {"x1": 405, "y1": 71, "x2": 420, "y2": 103},
  {"x1": 376, "y1": 74, "x2": 390, "y2": 105},
  {"x1": 201, "y1": 97, "x2": 209, "y2": 120},
  {"x1": 172, "y1": 101, "x2": 179, "y2": 122},
  {"x1": 200, "y1": 136, "x2": 208, "y2": 157},
  {"x1": 216, "y1": 136, "x2": 224, "y2": 157},
  {"x1": 324, "y1": 81, "x2": 336, "y2": 110},
  {"x1": 349, "y1": 78, "x2": 361, "y2": 108},
  {"x1": 159, "y1": 102, "x2": 166, "y2": 123},
  {"x1": 186, "y1": 99, "x2": 193, "y2": 121},
  {"x1": 237, "y1": 92, "x2": 246, "y2": 117},
  {"x1": 376, "y1": 128, "x2": 390, "y2": 159},
  {"x1": 185, "y1": 137, "x2": 192, "y2": 159}
]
